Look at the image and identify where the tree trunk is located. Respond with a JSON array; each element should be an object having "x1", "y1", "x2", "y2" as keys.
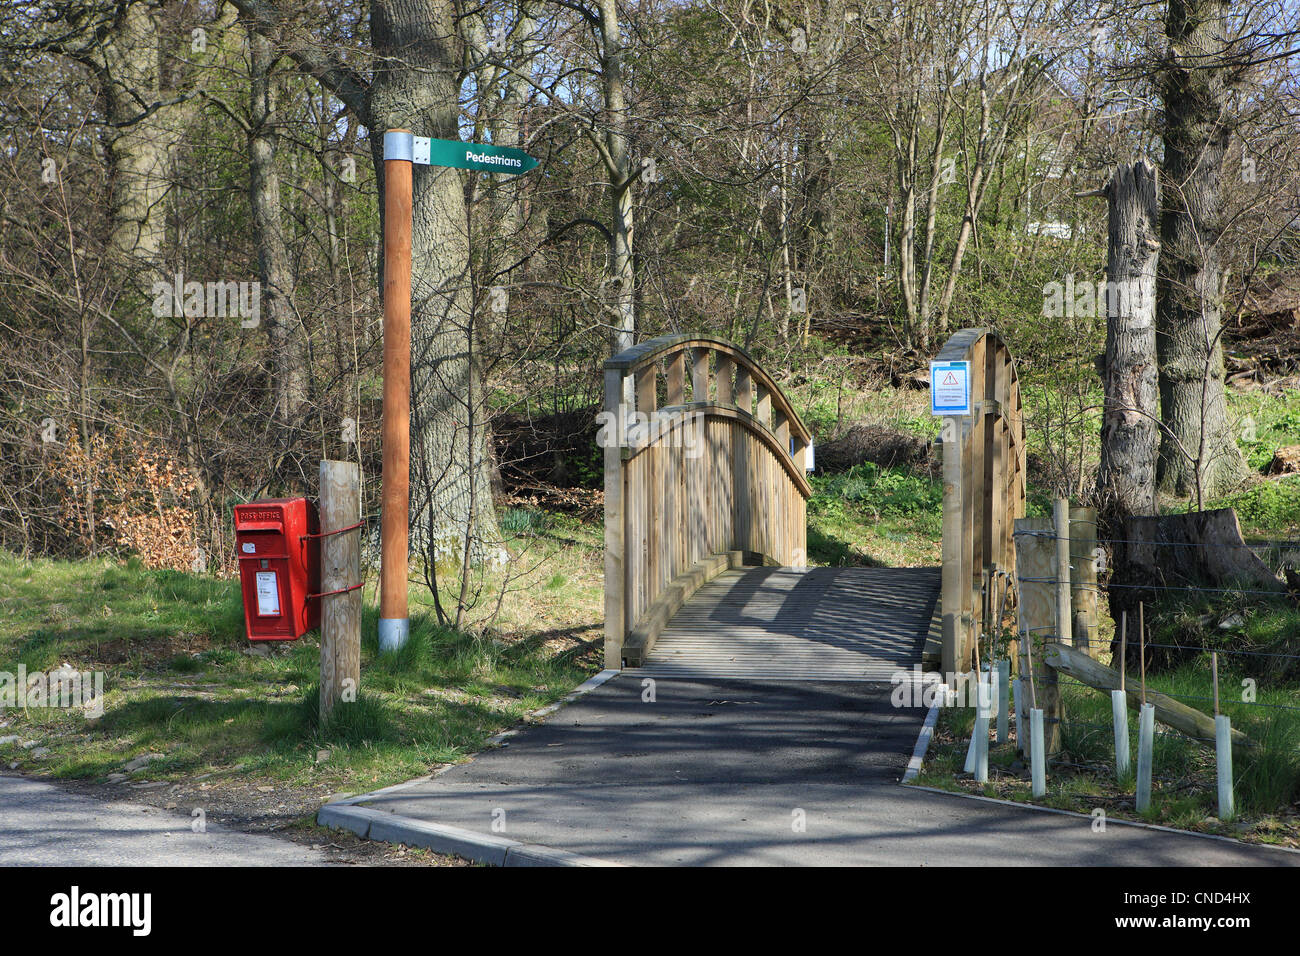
[
  {"x1": 1098, "y1": 161, "x2": 1160, "y2": 520},
  {"x1": 892, "y1": 84, "x2": 949, "y2": 352},
  {"x1": 1109, "y1": 507, "x2": 1284, "y2": 672},
  {"x1": 92, "y1": 2, "x2": 189, "y2": 270},
  {"x1": 246, "y1": 29, "x2": 307, "y2": 431},
  {"x1": 231, "y1": 0, "x2": 502, "y2": 559},
  {"x1": 1155, "y1": 0, "x2": 1248, "y2": 501},
  {"x1": 477, "y1": 1, "x2": 539, "y2": 348},
  {"x1": 933, "y1": 73, "x2": 1023, "y2": 332},
  {"x1": 369, "y1": 0, "x2": 500, "y2": 558},
  {"x1": 778, "y1": 137, "x2": 793, "y2": 343},
  {"x1": 598, "y1": 0, "x2": 635, "y2": 365}
]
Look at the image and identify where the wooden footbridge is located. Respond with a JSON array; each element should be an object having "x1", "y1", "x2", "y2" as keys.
[{"x1": 602, "y1": 330, "x2": 1026, "y2": 680}]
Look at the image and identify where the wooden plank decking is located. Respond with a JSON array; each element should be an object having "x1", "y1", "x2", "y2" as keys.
[{"x1": 633, "y1": 566, "x2": 940, "y2": 681}]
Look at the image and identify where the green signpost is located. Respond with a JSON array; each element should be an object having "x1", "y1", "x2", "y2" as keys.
[{"x1": 412, "y1": 136, "x2": 539, "y2": 175}]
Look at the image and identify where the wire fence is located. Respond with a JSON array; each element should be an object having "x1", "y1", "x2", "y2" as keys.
[{"x1": 965, "y1": 519, "x2": 1300, "y2": 812}]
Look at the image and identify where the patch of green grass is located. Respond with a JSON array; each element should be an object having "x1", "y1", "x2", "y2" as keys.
[
  {"x1": 817, "y1": 462, "x2": 943, "y2": 518},
  {"x1": 1137, "y1": 589, "x2": 1300, "y2": 683},
  {"x1": 0, "y1": 553, "x2": 245, "y2": 674},
  {"x1": 1210, "y1": 477, "x2": 1300, "y2": 536},
  {"x1": 806, "y1": 463, "x2": 943, "y2": 567},
  {"x1": 500, "y1": 507, "x2": 552, "y2": 535},
  {"x1": 1228, "y1": 387, "x2": 1300, "y2": 474},
  {"x1": 1236, "y1": 710, "x2": 1300, "y2": 814}
]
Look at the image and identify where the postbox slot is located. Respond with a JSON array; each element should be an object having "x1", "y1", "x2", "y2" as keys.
[
  {"x1": 235, "y1": 518, "x2": 284, "y2": 531},
  {"x1": 235, "y1": 529, "x2": 288, "y2": 559}
]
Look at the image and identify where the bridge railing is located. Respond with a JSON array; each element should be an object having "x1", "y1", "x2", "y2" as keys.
[
  {"x1": 936, "y1": 328, "x2": 1027, "y2": 675},
  {"x1": 602, "y1": 335, "x2": 813, "y2": 668}
]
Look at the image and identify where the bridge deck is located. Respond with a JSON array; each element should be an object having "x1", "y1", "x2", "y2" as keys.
[{"x1": 634, "y1": 566, "x2": 940, "y2": 681}]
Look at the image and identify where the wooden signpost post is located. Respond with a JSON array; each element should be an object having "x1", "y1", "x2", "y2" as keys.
[
  {"x1": 377, "y1": 130, "x2": 537, "y2": 652},
  {"x1": 378, "y1": 131, "x2": 413, "y2": 652}
]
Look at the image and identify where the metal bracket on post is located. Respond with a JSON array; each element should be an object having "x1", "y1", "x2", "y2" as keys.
[
  {"x1": 378, "y1": 617, "x2": 409, "y2": 652},
  {"x1": 383, "y1": 129, "x2": 414, "y2": 163}
]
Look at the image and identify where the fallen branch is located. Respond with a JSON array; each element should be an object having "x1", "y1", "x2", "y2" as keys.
[{"x1": 1044, "y1": 642, "x2": 1253, "y2": 750}]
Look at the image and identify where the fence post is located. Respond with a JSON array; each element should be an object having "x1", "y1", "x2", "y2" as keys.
[
  {"x1": 996, "y1": 658, "x2": 1010, "y2": 744},
  {"x1": 1012, "y1": 676, "x2": 1023, "y2": 746},
  {"x1": 1215, "y1": 715, "x2": 1235, "y2": 821},
  {"x1": 1113, "y1": 610, "x2": 1131, "y2": 778},
  {"x1": 1136, "y1": 702, "x2": 1155, "y2": 812},
  {"x1": 320, "y1": 459, "x2": 361, "y2": 724},
  {"x1": 1069, "y1": 505, "x2": 1098, "y2": 657},
  {"x1": 975, "y1": 672, "x2": 991, "y2": 783},
  {"x1": 1030, "y1": 707, "x2": 1046, "y2": 797},
  {"x1": 1136, "y1": 600, "x2": 1153, "y2": 811},
  {"x1": 1014, "y1": 516, "x2": 1062, "y2": 756},
  {"x1": 1053, "y1": 498, "x2": 1072, "y2": 651},
  {"x1": 1111, "y1": 691, "x2": 1131, "y2": 778},
  {"x1": 1213, "y1": 652, "x2": 1234, "y2": 820},
  {"x1": 603, "y1": 367, "x2": 626, "y2": 669}
]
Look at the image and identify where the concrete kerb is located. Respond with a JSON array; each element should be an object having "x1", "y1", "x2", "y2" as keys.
[
  {"x1": 317, "y1": 803, "x2": 622, "y2": 866},
  {"x1": 315, "y1": 668, "x2": 624, "y2": 866},
  {"x1": 901, "y1": 694, "x2": 943, "y2": 784},
  {"x1": 899, "y1": 682, "x2": 1300, "y2": 859}
]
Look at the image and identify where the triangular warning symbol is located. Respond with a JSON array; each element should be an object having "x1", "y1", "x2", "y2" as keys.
[{"x1": 942, "y1": 371, "x2": 959, "y2": 385}]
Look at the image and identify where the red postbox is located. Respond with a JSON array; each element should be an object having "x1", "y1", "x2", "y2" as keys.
[{"x1": 233, "y1": 498, "x2": 321, "y2": 641}]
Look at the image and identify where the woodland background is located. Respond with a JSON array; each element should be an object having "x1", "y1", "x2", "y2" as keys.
[{"x1": 2, "y1": 0, "x2": 1299, "y2": 616}]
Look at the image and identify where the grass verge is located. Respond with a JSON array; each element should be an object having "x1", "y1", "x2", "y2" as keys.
[{"x1": 0, "y1": 512, "x2": 603, "y2": 802}]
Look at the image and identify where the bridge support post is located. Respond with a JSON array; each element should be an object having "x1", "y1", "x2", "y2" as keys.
[
  {"x1": 934, "y1": 328, "x2": 1025, "y2": 685},
  {"x1": 603, "y1": 367, "x2": 626, "y2": 669},
  {"x1": 940, "y1": 416, "x2": 966, "y2": 676}
]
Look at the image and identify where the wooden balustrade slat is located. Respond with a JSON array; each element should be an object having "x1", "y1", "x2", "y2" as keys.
[
  {"x1": 667, "y1": 352, "x2": 685, "y2": 406},
  {"x1": 691, "y1": 349, "x2": 709, "y2": 403},
  {"x1": 716, "y1": 355, "x2": 734, "y2": 405}
]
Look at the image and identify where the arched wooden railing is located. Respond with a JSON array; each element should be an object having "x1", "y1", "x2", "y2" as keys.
[
  {"x1": 602, "y1": 335, "x2": 813, "y2": 668},
  {"x1": 936, "y1": 328, "x2": 1027, "y2": 675}
]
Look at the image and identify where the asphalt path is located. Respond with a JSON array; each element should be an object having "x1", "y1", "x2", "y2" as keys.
[
  {"x1": 360, "y1": 675, "x2": 1300, "y2": 866},
  {"x1": 7, "y1": 675, "x2": 1297, "y2": 867},
  {"x1": 0, "y1": 773, "x2": 327, "y2": 866}
]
